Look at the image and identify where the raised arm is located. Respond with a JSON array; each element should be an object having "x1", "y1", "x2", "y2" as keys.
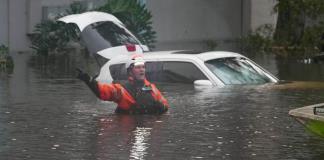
[
  {"x1": 76, "y1": 69, "x2": 120, "y2": 101},
  {"x1": 76, "y1": 68, "x2": 100, "y2": 98}
]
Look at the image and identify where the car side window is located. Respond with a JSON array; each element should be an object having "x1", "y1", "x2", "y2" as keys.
[
  {"x1": 145, "y1": 61, "x2": 164, "y2": 81},
  {"x1": 146, "y1": 61, "x2": 208, "y2": 83},
  {"x1": 109, "y1": 63, "x2": 128, "y2": 80}
]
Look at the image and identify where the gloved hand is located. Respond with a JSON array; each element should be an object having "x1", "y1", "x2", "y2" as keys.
[
  {"x1": 151, "y1": 101, "x2": 168, "y2": 114},
  {"x1": 76, "y1": 68, "x2": 100, "y2": 98},
  {"x1": 76, "y1": 68, "x2": 91, "y2": 83}
]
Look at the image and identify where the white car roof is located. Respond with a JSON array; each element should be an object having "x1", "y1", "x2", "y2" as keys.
[
  {"x1": 106, "y1": 50, "x2": 246, "y2": 66},
  {"x1": 140, "y1": 50, "x2": 245, "y2": 62},
  {"x1": 196, "y1": 51, "x2": 243, "y2": 61}
]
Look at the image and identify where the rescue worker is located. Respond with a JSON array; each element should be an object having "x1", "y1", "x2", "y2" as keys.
[{"x1": 77, "y1": 54, "x2": 169, "y2": 114}]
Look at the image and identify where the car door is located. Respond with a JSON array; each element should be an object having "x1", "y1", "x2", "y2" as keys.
[
  {"x1": 145, "y1": 60, "x2": 209, "y2": 83},
  {"x1": 58, "y1": 11, "x2": 149, "y2": 60}
]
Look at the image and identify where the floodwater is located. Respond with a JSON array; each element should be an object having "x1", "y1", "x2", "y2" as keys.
[{"x1": 1, "y1": 53, "x2": 324, "y2": 160}]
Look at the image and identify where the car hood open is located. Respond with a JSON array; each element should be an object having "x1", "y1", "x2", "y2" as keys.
[{"x1": 58, "y1": 11, "x2": 149, "y2": 59}]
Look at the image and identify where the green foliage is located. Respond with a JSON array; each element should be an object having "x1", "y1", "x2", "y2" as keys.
[
  {"x1": 203, "y1": 40, "x2": 218, "y2": 51},
  {"x1": 301, "y1": 0, "x2": 324, "y2": 19},
  {"x1": 0, "y1": 44, "x2": 13, "y2": 71},
  {"x1": 5, "y1": 56, "x2": 14, "y2": 71},
  {"x1": 29, "y1": 21, "x2": 79, "y2": 56},
  {"x1": 272, "y1": 0, "x2": 324, "y2": 57},
  {"x1": 299, "y1": 23, "x2": 324, "y2": 52},
  {"x1": 65, "y1": 1, "x2": 87, "y2": 15},
  {"x1": 274, "y1": 0, "x2": 324, "y2": 21},
  {"x1": 240, "y1": 24, "x2": 274, "y2": 54},
  {"x1": 274, "y1": 0, "x2": 306, "y2": 45},
  {"x1": 97, "y1": 0, "x2": 156, "y2": 48},
  {"x1": 305, "y1": 119, "x2": 324, "y2": 138},
  {"x1": 28, "y1": 2, "x2": 84, "y2": 56},
  {"x1": 0, "y1": 44, "x2": 9, "y2": 55}
]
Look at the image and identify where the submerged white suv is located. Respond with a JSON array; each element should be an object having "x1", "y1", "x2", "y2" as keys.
[
  {"x1": 59, "y1": 11, "x2": 278, "y2": 86},
  {"x1": 96, "y1": 50, "x2": 278, "y2": 86}
]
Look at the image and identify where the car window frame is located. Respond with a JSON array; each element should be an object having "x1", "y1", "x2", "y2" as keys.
[
  {"x1": 108, "y1": 59, "x2": 213, "y2": 84},
  {"x1": 204, "y1": 57, "x2": 277, "y2": 85},
  {"x1": 145, "y1": 60, "x2": 209, "y2": 83}
]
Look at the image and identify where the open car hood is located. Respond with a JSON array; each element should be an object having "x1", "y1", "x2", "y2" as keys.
[
  {"x1": 58, "y1": 11, "x2": 123, "y2": 31},
  {"x1": 58, "y1": 11, "x2": 149, "y2": 59}
]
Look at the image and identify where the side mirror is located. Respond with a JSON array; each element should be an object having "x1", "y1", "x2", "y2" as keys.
[{"x1": 194, "y1": 80, "x2": 213, "y2": 86}]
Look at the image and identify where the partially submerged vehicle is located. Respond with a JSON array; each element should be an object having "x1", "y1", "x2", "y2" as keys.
[
  {"x1": 289, "y1": 103, "x2": 324, "y2": 137},
  {"x1": 97, "y1": 50, "x2": 278, "y2": 86},
  {"x1": 59, "y1": 11, "x2": 278, "y2": 86}
]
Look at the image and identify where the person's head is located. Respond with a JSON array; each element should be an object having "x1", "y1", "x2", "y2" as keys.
[{"x1": 126, "y1": 54, "x2": 146, "y2": 81}]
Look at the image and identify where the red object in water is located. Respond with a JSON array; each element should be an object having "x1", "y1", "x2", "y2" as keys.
[{"x1": 126, "y1": 44, "x2": 136, "y2": 52}]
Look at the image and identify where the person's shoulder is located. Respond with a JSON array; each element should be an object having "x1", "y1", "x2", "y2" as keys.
[
  {"x1": 112, "y1": 80, "x2": 128, "y2": 84},
  {"x1": 114, "y1": 80, "x2": 134, "y2": 90},
  {"x1": 144, "y1": 79, "x2": 153, "y2": 85},
  {"x1": 149, "y1": 83, "x2": 158, "y2": 89}
]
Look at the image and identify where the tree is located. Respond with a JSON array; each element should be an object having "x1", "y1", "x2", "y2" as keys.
[
  {"x1": 97, "y1": 0, "x2": 156, "y2": 48},
  {"x1": 274, "y1": 0, "x2": 324, "y2": 46},
  {"x1": 28, "y1": 2, "x2": 85, "y2": 56},
  {"x1": 274, "y1": 0, "x2": 306, "y2": 45}
]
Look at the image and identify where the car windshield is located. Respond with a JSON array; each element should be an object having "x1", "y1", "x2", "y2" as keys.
[{"x1": 205, "y1": 57, "x2": 272, "y2": 85}]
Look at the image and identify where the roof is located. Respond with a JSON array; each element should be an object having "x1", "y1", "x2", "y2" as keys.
[{"x1": 139, "y1": 50, "x2": 245, "y2": 62}]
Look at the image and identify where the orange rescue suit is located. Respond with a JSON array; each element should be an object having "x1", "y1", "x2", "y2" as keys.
[{"x1": 96, "y1": 79, "x2": 169, "y2": 114}]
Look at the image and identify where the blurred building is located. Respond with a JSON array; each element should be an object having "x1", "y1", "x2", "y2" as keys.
[{"x1": 0, "y1": 0, "x2": 277, "y2": 53}]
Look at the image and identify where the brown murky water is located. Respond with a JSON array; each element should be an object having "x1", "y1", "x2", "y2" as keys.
[{"x1": 1, "y1": 53, "x2": 324, "y2": 160}]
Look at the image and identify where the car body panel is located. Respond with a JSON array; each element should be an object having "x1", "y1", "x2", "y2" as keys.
[
  {"x1": 58, "y1": 11, "x2": 123, "y2": 32},
  {"x1": 196, "y1": 51, "x2": 243, "y2": 61},
  {"x1": 97, "y1": 45, "x2": 149, "y2": 60}
]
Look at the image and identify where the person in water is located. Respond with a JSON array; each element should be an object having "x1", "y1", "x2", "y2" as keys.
[{"x1": 77, "y1": 54, "x2": 169, "y2": 114}]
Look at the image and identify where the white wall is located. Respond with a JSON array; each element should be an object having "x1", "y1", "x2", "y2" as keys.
[
  {"x1": 0, "y1": 0, "x2": 9, "y2": 46},
  {"x1": 242, "y1": 0, "x2": 251, "y2": 36},
  {"x1": 27, "y1": 0, "x2": 42, "y2": 33},
  {"x1": 41, "y1": 0, "x2": 105, "y2": 9},
  {"x1": 146, "y1": 0, "x2": 243, "y2": 50},
  {"x1": 9, "y1": 0, "x2": 29, "y2": 52},
  {"x1": 250, "y1": 0, "x2": 277, "y2": 31},
  {"x1": 42, "y1": 0, "x2": 81, "y2": 6}
]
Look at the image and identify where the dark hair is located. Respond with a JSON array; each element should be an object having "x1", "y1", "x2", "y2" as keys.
[{"x1": 126, "y1": 64, "x2": 134, "y2": 75}]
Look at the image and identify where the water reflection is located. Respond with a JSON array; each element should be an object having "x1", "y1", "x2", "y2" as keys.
[
  {"x1": 94, "y1": 115, "x2": 166, "y2": 160},
  {"x1": 130, "y1": 127, "x2": 152, "y2": 160},
  {"x1": 276, "y1": 58, "x2": 324, "y2": 81}
]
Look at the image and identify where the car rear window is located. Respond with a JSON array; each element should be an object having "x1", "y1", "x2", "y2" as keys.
[{"x1": 81, "y1": 21, "x2": 139, "y2": 54}]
